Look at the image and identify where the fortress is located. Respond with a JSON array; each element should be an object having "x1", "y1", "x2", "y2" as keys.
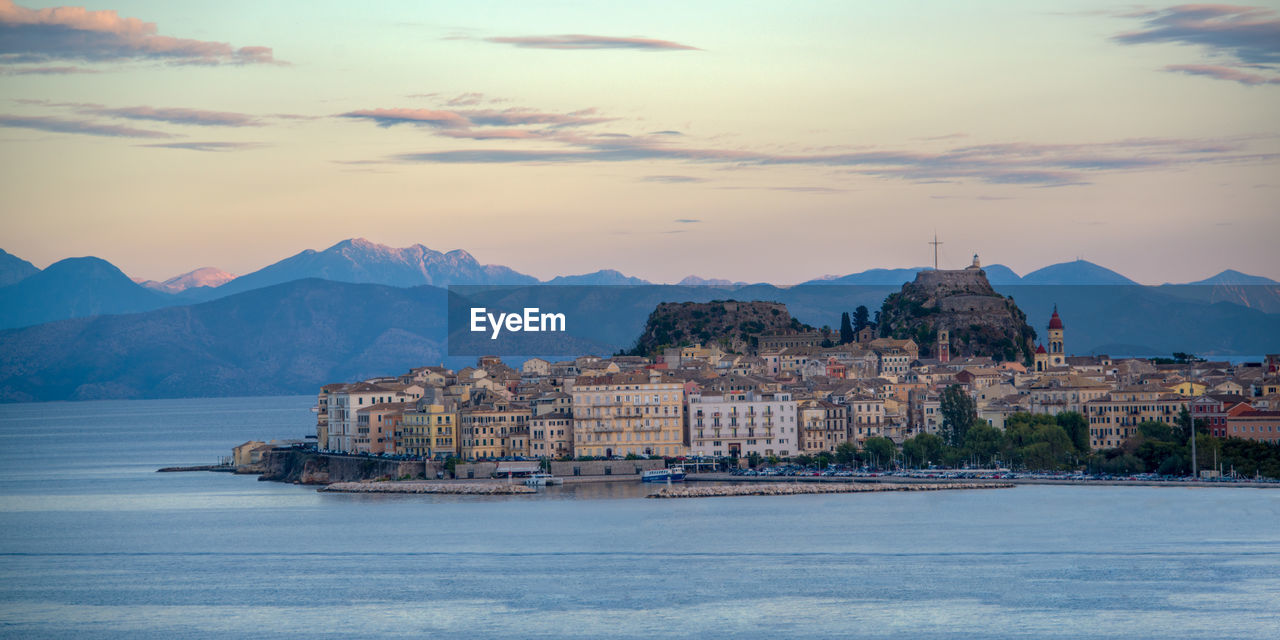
[{"x1": 878, "y1": 254, "x2": 1037, "y2": 363}]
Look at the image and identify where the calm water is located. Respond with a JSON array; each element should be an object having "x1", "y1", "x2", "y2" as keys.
[{"x1": 1, "y1": 397, "x2": 1278, "y2": 639}]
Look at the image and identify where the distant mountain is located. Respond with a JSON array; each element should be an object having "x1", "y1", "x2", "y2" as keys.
[
  {"x1": 677, "y1": 275, "x2": 748, "y2": 287},
  {"x1": 980, "y1": 263, "x2": 1022, "y2": 286},
  {"x1": 804, "y1": 267, "x2": 929, "y2": 286},
  {"x1": 139, "y1": 267, "x2": 236, "y2": 293},
  {"x1": 211, "y1": 238, "x2": 538, "y2": 298},
  {"x1": 1020, "y1": 260, "x2": 1137, "y2": 285},
  {"x1": 545, "y1": 269, "x2": 650, "y2": 285},
  {"x1": 0, "y1": 249, "x2": 38, "y2": 286},
  {"x1": 0, "y1": 257, "x2": 171, "y2": 330},
  {"x1": 3, "y1": 278, "x2": 1276, "y2": 402},
  {"x1": 1184, "y1": 270, "x2": 1278, "y2": 286},
  {"x1": 0, "y1": 279, "x2": 449, "y2": 402}
]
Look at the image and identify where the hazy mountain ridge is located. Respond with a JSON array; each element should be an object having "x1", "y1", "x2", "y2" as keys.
[
  {"x1": 0, "y1": 249, "x2": 39, "y2": 287},
  {"x1": 0, "y1": 257, "x2": 171, "y2": 330},
  {"x1": 138, "y1": 267, "x2": 237, "y2": 293},
  {"x1": 0, "y1": 279, "x2": 449, "y2": 402}
]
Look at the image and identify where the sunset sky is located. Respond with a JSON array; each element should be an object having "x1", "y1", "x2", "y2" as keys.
[{"x1": 2, "y1": 0, "x2": 1278, "y2": 284}]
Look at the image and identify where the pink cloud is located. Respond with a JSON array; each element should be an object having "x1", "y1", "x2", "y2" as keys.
[
  {"x1": 0, "y1": 0, "x2": 279, "y2": 65},
  {"x1": 483, "y1": 34, "x2": 700, "y2": 51},
  {"x1": 1164, "y1": 63, "x2": 1280, "y2": 85}
]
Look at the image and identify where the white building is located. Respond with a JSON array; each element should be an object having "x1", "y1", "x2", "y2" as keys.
[{"x1": 687, "y1": 390, "x2": 798, "y2": 458}]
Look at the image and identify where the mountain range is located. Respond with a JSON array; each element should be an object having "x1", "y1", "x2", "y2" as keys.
[{"x1": 1, "y1": 238, "x2": 1276, "y2": 402}]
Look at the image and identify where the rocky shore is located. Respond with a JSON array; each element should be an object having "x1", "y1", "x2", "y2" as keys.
[
  {"x1": 320, "y1": 481, "x2": 535, "y2": 495},
  {"x1": 647, "y1": 481, "x2": 1013, "y2": 498}
]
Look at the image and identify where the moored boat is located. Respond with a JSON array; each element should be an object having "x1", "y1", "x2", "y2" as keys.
[{"x1": 641, "y1": 467, "x2": 686, "y2": 483}]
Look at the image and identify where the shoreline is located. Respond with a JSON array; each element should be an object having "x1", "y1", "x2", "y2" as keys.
[
  {"x1": 649, "y1": 481, "x2": 1013, "y2": 498},
  {"x1": 688, "y1": 473, "x2": 1280, "y2": 489}
]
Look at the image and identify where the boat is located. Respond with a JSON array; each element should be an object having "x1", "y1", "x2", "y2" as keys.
[
  {"x1": 524, "y1": 472, "x2": 563, "y2": 487},
  {"x1": 641, "y1": 467, "x2": 686, "y2": 483}
]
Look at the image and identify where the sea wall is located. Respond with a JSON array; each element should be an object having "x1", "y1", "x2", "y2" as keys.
[
  {"x1": 451, "y1": 459, "x2": 665, "y2": 479},
  {"x1": 259, "y1": 449, "x2": 439, "y2": 485}
]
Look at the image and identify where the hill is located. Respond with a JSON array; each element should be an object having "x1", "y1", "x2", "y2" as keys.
[
  {"x1": 210, "y1": 238, "x2": 538, "y2": 298},
  {"x1": 138, "y1": 267, "x2": 236, "y2": 293},
  {"x1": 1021, "y1": 260, "x2": 1137, "y2": 285},
  {"x1": 0, "y1": 279, "x2": 448, "y2": 402},
  {"x1": 0, "y1": 257, "x2": 171, "y2": 330},
  {"x1": 545, "y1": 269, "x2": 650, "y2": 285},
  {"x1": 0, "y1": 249, "x2": 38, "y2": 286},
  {"x1": 626, "y1": 300, "x2": 812, "y2": 357},
  {"x1": 878, "y1": 268, "x2": 1036, "y2": 363}
]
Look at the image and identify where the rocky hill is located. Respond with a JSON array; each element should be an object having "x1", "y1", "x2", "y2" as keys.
[
  {"x1": 626, "y1": 300, "x2": 813, "y2": 357},
  {"x1": 878, "y1": 268, "x2": 1036, "y2": 363}
]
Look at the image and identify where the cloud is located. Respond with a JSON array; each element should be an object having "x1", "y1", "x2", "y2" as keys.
[
  {"x1": 1164, "y1": 62, "x2": 1280, "y2": 84},
  {"x1": 674, "y1": 218, "x2": 701, "y2": 223},
  {"x1": 642, "y1": 175, "x2": 707, "y2": 183},
  {"x1": 445, "y1": 92, "x2": 485, "y2": 106},
  {"x1": 137, "y1": 141, "x2": 261, "y2": 152},
  {"x1": 0, "y1": 64, "x2": 96, "y2": 74},
  {"x1": 0, "y1": 113, "x2": 173, "y2": 138},
  {"x1": 1113, "y1": 5, "x2": 1280, "y2": 65},
  {"x1": 338, "y1": 108, "x2": 471, "y2": 129},
  {"x1": 0, "y1": 0, "x2": 279, "y2": 65},
  {"x1": 83, "y1": 105, "x2": 264, "y2": 127},
  {"x1": 387, "y1": 131, "x2": 1273, "y2": 187},
  {"x1": 483, "y1": 34, "x2": 699, "y2": 51}
]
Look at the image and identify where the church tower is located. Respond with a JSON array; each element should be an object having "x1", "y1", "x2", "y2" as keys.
[
  {"x1": 1047, "y1": 306, "x2": 1065, "y2": 367},
  {"x1": 937, "y1": 327, "x2": 950, "y2": 363},
  {"x1": 1034, "y1": 344, "x2": 1048, "y2": 372}
]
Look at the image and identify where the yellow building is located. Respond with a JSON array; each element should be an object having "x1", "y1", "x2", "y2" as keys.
[
  {"x1": 1169, "y1": 381, "x2": 1208, "y2": 397},
  {"x1": 572, "y1": 371, "x2": 686, "y2": 458},
  {"x1": 1085, "y1": 387, "x2": 1188, "y2": 449},
  {"x1": 398, "y1": 404, "x2": 458, "y2": 459},
  {"x1": 459, "y1": 401, "x2": 531, "y2": 460}
]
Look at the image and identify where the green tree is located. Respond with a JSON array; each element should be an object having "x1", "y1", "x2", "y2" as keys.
[
  {"x1": 835, "y1": 441, "x2": 858, "y2": 466},
  {"x1": 747, "y1": 452, "x2": 763, "y2": 469},
  {"x1": 902, "y1": 433, "x2": 946, "y2": 468},
  {"x1": 853, "y1": 306, "x2": 871, "y2": 333},
  {"x1": 862, "y1": 437, "x2": 897, "y2": 469},
  {"x1": 839, "y1": 312, "x2": 855, "y2": 345},
  {"x1": 940, "y1": 385, "x2": 977, "y2": 448},
  {"x1": 1055, "y1": 411, "x2": 1090, "y2": 453},
  {"x1": 962, "y1": 422, "x2": 1005, "y2": 466}
]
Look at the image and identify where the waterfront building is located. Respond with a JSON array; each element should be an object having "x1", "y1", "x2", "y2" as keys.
[
  {"x1": 1085, "y1": 387, "x2": 1188, "y2": 449},
  {"x1": 353, "y1": 402, "x2": 406, "y2": 454},
  {"x1": 797, "y1": 399, "x2": 846, "y2": 453},
  {"x1": 529, "y1": 411, "x2": 574, "y2": 458},
  {"x1": 687, "y1": 390, "x2": 797, "y2": 458},
  {"x1": 459, "y1": 401, "x2": 532, "y2": 460},
  {"x1": 398, "y1": 403, "x2": 458, "y2": 459},
  {"x1": 571, "y1": 371, "x2": 686, "y2": 458},
  {"x1": 1225, "y1": 410, "x2": 1280, "y2": 443}
]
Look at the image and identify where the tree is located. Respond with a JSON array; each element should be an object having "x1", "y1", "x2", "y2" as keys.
[
  {"x1": 1055, "y1": 411, "x2": 1090, "y2": 453},
  {"x1": 747, "y1": 452, "x2": 763, "y2": 468},
  {"x1": 835, "y1": 441, "x2": 858, "y2": 465},
  {"x1": 839, "y1": 312, "x2": 855, "y2": 345},
  {"x1": 962, "y1": 422, "x2": 1004, "y2": 465},
  {"x1": 862, "y1": 437, "x2": 897, "y2": 469},
  {"x1": 853, "y1": 306, "x2": 871, "y2": 333},
  {"x1": 902, "y1": 433, "x2": 945, "y2": 468},
  {"x1": 940, "y1": 385, "x2": 977, "y2": 448}
]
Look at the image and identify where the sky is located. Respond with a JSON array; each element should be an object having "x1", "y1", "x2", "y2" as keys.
[{"x1": 1, "y1": 0, "x2": 1278, "y2": 285}]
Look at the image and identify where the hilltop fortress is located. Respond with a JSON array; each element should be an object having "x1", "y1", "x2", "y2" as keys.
[{"x1": 878, "y1": 255, "x2": 1037, "y2": 363}]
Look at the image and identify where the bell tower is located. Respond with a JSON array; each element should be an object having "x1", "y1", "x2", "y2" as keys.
[
  {"x1": 937, "y1": 327, "x2": 950, "y2": 363},
  {"x1": 1047, "y1": 306, "x2": 1065, "y2": 367}
]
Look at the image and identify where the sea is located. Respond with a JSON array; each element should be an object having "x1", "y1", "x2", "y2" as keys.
[{"x1": 1, "y1": 396, "x2": 1278, "y2": 639}]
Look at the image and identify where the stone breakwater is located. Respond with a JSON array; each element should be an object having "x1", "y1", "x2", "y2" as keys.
[
  {"x1": 320, "y1": 481, "x2": 535, "y2": 495},
  {"x1": 647, "y1": 482, "x2": 1013, "y2": 498}
]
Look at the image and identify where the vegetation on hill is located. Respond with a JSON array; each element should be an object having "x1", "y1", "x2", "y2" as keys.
[
  {"x1": 625, "y1": 300, "x2": 813, "y2": 357},
  {"x1": 878, "y1": 271, "x2": 1036, "y2": 363}
]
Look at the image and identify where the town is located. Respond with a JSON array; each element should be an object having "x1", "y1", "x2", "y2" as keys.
[
  {"x1": 285, "y1": 325, "x2": 1280, "y2": 483},
  {"x1": 255, "y1": 262, "x2": 1280, "y2": 482}
]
